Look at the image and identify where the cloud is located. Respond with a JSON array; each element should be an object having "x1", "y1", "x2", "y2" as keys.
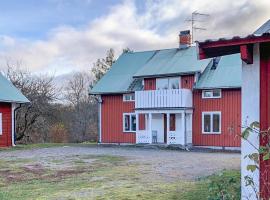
[{"x1": 0, "y1": 0, "x2": 269, "y2": 75}]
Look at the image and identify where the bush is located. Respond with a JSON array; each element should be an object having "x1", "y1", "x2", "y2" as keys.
[
  {"x1": 49, "y1": 123, "x2": 68, "y2": 143},
  {"x1": 207, "y1": 170, "x2": 241, "y2": 200}
]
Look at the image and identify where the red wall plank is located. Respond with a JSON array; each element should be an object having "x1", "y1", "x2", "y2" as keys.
[
  {"x1": 144, "y1": 78, "x2": 156, "y2": 90},
  {"x1": 259, "y1": 43, "x2": 270, "y2": 199},
  {"x1": 101, "y1": 95, "x2": 136, "y2": 143},
  {"x1": 192, "y1": 89, "x2": 241, "y2": 147},
  {"x1": 181, "y1": 75, "x2": 194, "y2": 89},
  {"x1": 0, "y1": 103, "x2": 12, "y2": 147}
]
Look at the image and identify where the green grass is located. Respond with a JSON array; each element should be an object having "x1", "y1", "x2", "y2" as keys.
[
  {"x1": 0, "y1": 143, "x2": 98, "y2": 152},
  {"x1": 0, "y1": 145, "x2": 240, "y2": 200}
]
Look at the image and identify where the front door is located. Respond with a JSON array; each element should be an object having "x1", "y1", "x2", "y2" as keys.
[{"x1": 163, "y1": 114, "x2": 167, "y2": 143}]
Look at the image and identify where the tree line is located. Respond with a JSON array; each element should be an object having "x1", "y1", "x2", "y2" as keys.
[{"x1": 7, "y1": 48, "x2": 117, "y2": 144}]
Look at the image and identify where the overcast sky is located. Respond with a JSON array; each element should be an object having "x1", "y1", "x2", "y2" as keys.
[{"x1": 0, "y1": 0, "x2": 269, "y2": 76}]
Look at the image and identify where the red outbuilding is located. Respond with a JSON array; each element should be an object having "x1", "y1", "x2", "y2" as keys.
[{"x1": 0, "y1": 73, "x2": 29, "y2": 147}]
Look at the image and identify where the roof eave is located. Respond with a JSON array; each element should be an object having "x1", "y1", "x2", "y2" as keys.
[
  {"x1": 194, "y1": 86, "x2": 241, "y2": 90},
  {"x1": 133, "y1": 71, "x2": 200, "y2": 79},
  {"x1": 197, "y1": 33, "x2": 270, "y2": 59}
]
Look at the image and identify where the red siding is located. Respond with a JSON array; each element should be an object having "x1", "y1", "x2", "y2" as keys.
[
  {"x1": 259, "y1": 43, "x2": 270, "y2": 199},
  {"x1": 193, "y1": 89, "x2": 241, "y2": 147},
  {"x1": 144, "y1": 78, "x2": 156, "y2": 90},
  {"x1": 181, "y1": 75, "x2": 194, "y2": 89},
  {"x1": 0, "y1": 103, "x2": 12, "y2": 147},
  {"x1": 101, "y1": 95, "x2": 136, "y2": 143}
]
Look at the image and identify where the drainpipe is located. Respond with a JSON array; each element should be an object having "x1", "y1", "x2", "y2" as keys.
[{"x1": 13, "y1": 103, "x2": 22, "y2": 146}]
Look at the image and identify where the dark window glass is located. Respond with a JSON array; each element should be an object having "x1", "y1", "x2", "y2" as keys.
[
  {"x1": 213, "y1": 114, "x2": 220, "y2": 132},
  {"x1": 204, "y1": 114, "x2": 211, "y2": 132},
  {"x1": 124, "y1": 115, "x2": 130, "y2": 131}
]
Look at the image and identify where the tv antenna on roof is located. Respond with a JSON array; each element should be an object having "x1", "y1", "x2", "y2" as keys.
[{"x1": 186, "y1": 11, "x2": 210, "y2": 43}]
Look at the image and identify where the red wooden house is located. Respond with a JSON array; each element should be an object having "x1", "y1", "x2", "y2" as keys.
[
  {"x1": 0, "y1": 73, "x2": 29, "y2": 147},
  {"x1": 197, "y1": 19, "x2": 270, "y2": 200},
  {"x1": 90, "y1": 30, "x2": 242, "y2": 150}
]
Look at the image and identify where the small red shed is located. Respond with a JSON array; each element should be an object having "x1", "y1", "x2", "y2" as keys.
[{"x1": 0, "y1": 73, "x2": 29, "y2": 147}]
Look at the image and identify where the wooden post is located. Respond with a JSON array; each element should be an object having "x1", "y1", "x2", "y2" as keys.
[
  {"x1": 166, "y1": 113, "x2": 170, "y2": 144},
  {"x1": 149, "y1": 113, "x2": 152, "y2": 144},
  {"x1": 136, "y1": 113, "x2": 139, "y2": 144}
]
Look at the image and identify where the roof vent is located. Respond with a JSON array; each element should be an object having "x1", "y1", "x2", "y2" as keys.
[{"x1": 211, "y1": 57, "x2": 221, "y2": 70}]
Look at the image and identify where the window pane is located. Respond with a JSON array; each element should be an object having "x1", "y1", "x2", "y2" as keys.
[
  {"x1": 169, "y1": 114, "x2": 176, "y2": 131},
  {"x1": 203, "y1": 114, "x2": 211, "y2": 132},
  {"x1": 156, "y1": 78, "x2": 169, "y2": 90},
  {"x1": 213, "y1": 90, "x2": 221, "y2": 97},
  {"x1": 169, "y1": 77, "x2": 179, "y2": 89},
  {"x1": 131, "y1": 94, "x2": 135, "y2": 101},
  {"x1": 213, "y1": 114, "x2": 220, "y2": 132},
  {"x1": 203, "y1": 91, "x2": 212, "y2": 98},
  {"x1": 124, "y1": 115, "x2": 130, "y2": 131},
  {"x1": 131, "y1": 115, "x2": 136, "y2": 131}
]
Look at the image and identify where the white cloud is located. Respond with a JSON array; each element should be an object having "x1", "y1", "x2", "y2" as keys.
[{"x1": 0, "y1": 0, "x2": 269, "y2": 75}]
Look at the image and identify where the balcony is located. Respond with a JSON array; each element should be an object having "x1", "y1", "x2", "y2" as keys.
[{"x1": 135, "y1": 89, "x2": 192, "y2": 109}]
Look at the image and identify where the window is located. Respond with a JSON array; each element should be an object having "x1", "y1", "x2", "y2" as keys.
[
  {"x1": 123, "y1": 93, "x2": 135, "y2": 101},
  {"x1": 202, "y1": 112, "x2": 221, "y2": 134},
  {"x1": 156, "y1": 77, "x2": 180, "y2": 90},
  {"x1": 202, "y1": 89, "x2": 221, "y2": 98},
  {"x1": 0, "y1": 113, "x2": 2, "y2": 135},
  {"x1": 169, "y1": 114, "x2": 176, "y2": 131},
  {"x1": 123, "y1": 113, "x2": 136, "y2": 132}
]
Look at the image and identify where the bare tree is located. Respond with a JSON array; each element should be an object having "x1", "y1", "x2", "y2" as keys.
[
  {"x1": 6, "y1": 64, "x2": 58, "y2": 143},
  {"x1": 64, "y1": 72, "x2": 97, "y2": 142}
]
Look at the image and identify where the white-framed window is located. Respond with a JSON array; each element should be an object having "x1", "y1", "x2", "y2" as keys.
[
  {"x1": 202, "y1": 89, "x2": 221, "y2": 99},
  {"x1": 156, "y1": 77, "x2": 180, "y2": 90},
  {"x1": 123, "y1": 113, "x2": 136, "y2": 132},
  {"x1": 0, "y1": 113, "x2": 2, "y2": 135},
  {"x1": 202, "y1": 112, "x2": 221, "y2": 134},
  {"x1": 123, "y1": 93, "x2": 135, "y2": 102}
]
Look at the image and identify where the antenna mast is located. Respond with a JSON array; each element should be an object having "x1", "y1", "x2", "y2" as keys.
[{"x1": 186, "y1": 11, "x2": 210, "y2": 43}]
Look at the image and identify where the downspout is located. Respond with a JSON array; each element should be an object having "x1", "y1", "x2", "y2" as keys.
[
  {"x1": 184, "y1": 110, "x2": 187, "y2": 146},
  {"x1": 13, "y1": 103, "x2": 22, "y2": 146},
  {"x1": 98, "y1": 96, "x2": 102, "y2": 143}
]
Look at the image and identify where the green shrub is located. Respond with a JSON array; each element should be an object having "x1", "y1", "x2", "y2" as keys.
[{"x1": 207, "y1": 170, "x2": 241, "y2": 200}]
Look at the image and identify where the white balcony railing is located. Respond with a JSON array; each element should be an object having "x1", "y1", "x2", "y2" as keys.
[{"x1": 135, "y1": 89, "x2": 192, "y2": 109}]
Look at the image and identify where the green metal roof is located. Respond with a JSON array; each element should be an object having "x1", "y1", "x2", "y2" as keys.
[
  {"x1": 0, "y1": 73, "x2": 29, "y2": 103},
  {"x1": 133, "y1": 46, "x2": 211, "y2": 78},
  {"x1": 90, "y1": 51, "x2": 156, "y2": 94},
  {"x1": 194, "y1": 53, "x2": 242, "y2": 89}
]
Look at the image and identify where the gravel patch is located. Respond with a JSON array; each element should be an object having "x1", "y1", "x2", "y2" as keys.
[{"x1": 0, "y1": 145, "x2": 240, "y2": 181}]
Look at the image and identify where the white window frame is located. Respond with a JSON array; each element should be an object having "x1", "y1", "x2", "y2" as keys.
[
  {"x1": 0, "y1": 113, "x2": 2, "y2": 135},
  {"x1": 156, "y1": 77, "x2": 180, "y2": 90},
  {"x1": 123, "y1": 93, "x2": 135, "y2": 102},
  {"x1": 202, "y1": 89, "x2": 222, "y2": 99},
  {"x1": 202, "y1": 111, "x2": 221, "y2": 134},
  {"x1": 123, "y1": 113, "x2": 136, "y2": 133}
]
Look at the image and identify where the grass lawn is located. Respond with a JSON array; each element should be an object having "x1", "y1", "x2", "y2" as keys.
[{"x1": 0, "y1": 144, "x2": 240, "y2": 200}]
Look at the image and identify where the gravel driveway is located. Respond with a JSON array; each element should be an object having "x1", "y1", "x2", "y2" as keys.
[{"x1": 0, "y1": 145, "x2": 240, "y2": 181}]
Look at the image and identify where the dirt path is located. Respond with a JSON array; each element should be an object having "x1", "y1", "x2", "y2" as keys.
[{"x1": 0, "y1": 145, "x2": 240, "y2": 181}]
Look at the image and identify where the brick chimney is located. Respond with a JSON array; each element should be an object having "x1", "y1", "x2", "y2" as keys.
[{"x1": 179, "y1": 30, "x2": 191, "y2": 49}]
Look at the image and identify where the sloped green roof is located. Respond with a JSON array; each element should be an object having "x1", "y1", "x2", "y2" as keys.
[
  {"x1": 133, "y1": 46, "x2": 211, "y2": 78},
  {"x1": 194, "y1": 53, "x2": 241, "y2": 89},
  {"x1": 90, "y1": 51, "x2": 156, "y2": 94},
  {"x1": 0, "y1": 73, "x2": 29, "y2": 103}
]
